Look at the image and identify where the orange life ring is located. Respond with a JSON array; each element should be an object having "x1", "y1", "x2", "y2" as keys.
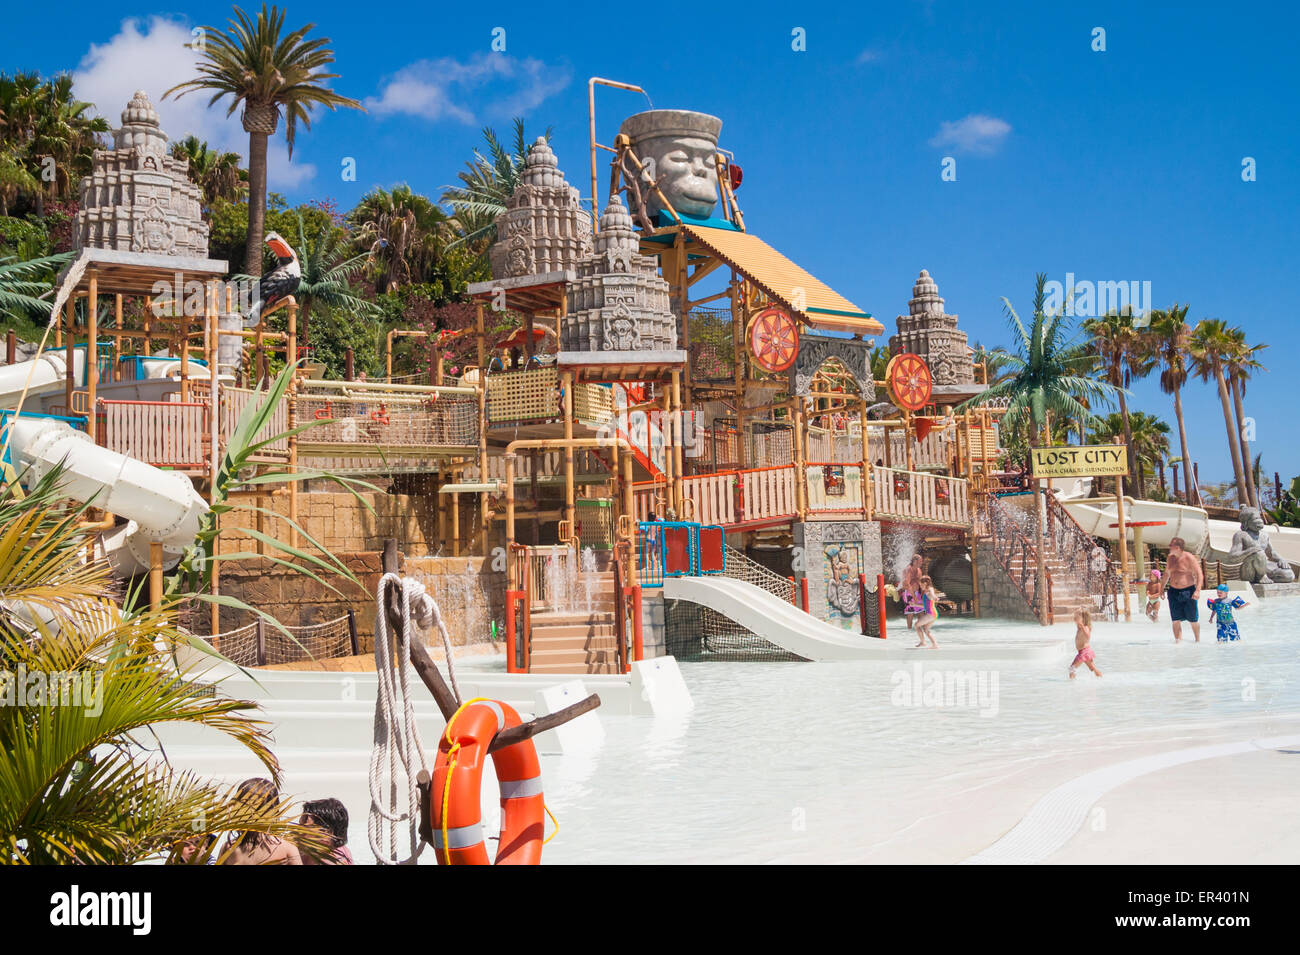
[{"x1": 430, "y1": 699, "x2": 545, "y2": 865}]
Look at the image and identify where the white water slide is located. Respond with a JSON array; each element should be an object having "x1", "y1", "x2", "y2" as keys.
[
  {"x1": 662, "y1": 576, "x2": 1061, "y2": 661},
  {"x1": 1, "y1": 353, "x2": 209, "y2": 575},
  {"x1": 1055, "y1": 481, "x2": 1300, "y2": 565}
]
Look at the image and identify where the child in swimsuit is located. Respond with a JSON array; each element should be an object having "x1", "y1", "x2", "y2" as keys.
[
  {"x1": 1069, "y1": 608, "x2": 1101, "y2": 679},
  {"x1": 1206, "y1": 584, "x2": 1248, "y2": 642},
  {"x1": 913, "y1": 576, "x2": 941, "y2": 649},
  {"x1": 1145, "y1": 570, "x2": 1162, "y2": 622}
]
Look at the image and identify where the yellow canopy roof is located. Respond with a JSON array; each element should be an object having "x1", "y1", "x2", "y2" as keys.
[{"x1": 681, "y1": 225, "x2": 884, "y2": 336}]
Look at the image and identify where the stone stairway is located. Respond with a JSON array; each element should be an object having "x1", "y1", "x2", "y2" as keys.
[{"x1": 976, "y1": 493, "x2": 1102, "y2": 623}]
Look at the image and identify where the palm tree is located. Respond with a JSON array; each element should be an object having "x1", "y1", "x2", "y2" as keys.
[
  {"x1": 1224, "y1": 326, "x2": 1266, "y2": 508},
  {"x1": 348, "y1": 185, "x2": 455, "y2": 294},
  {"x1": 0, "y1": 469, "x2": 328, "y2": 864},
  {"x1": 1084, "y1": 308, "x2": 1154, "y2": 490},
  {"x1": 1092, "y1": 410, "x2": 1170, "y2": 497},
  {"x1": 958, "y1": 274, "x2": 1120, "y2": 447},
  {"x1": 169, "y1": 134, "x2": 247, "y2": 207},
  {"x1": 441, "y1": 118, "x2": 552, "y2": 250},
  {"x1": 0, "y1": 147, "x2": 40, "y2": 215},
  {"x1": 166, "y1": 4, "x2": 363, "y2": 278},
  {"x1": 1189, "y1": 318, "x2": 1248, "y2": 505},
  {"x1": 0, "y1": 72, "x2": 107, "y2": 214},
  {"x1": 1146, "y1": 304, "x2": 1199, "y2": 506},
  {"x1": 0, "y1": 251, "x2": 72, "y2": 322},
  {"x1": 284, "y1": 210, "x2": 379, "y2": 348}
]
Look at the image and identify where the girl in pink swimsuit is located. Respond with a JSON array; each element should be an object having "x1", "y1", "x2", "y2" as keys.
[
  {"x1": 913, "y1": 576, "x2": 940, "y2": 648},
  {"x1": 1069, "y1": 608, "x2": 1101, "y2": 679}
]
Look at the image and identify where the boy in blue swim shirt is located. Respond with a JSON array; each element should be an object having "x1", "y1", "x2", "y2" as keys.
[{"x1": 1206, "y1": 584, "x2": 1248, "y2": 642}]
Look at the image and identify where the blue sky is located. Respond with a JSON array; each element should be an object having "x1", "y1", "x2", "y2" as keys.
[{"x1": 3, "y1": 0, "x2": 1297, "y2": 487}]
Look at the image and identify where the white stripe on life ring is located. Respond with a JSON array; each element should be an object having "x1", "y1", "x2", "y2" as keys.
[
  {"x1": 473, "y1": 700, "x2": 506, "y2": 734},
  {"x1": 499, "y1": 776, "x2": 544, "y2": 800},
  {"x1": 431, "y1": 822, "x2": 483, "y2": 850}
]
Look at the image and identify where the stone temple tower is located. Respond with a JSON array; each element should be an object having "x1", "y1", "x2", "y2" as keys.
[
  {"x1": 890, "y1": 269, "x2": 980, "y2": 400},
  {"x1": 73, "y1": 91, "x2": 209, "y2": 257},
  {"x1": 562, "y1": 195, "x2": 677, "y2": 353},
  {"x1": 488, "y1": 138, "x2": 592, "y2": 280}
]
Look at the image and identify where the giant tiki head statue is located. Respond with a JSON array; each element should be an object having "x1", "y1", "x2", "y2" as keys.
[{"x1": 618, "y1": 109, "x2": 722, "y2": 220}]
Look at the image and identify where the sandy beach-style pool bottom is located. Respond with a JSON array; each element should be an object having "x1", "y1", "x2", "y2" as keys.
[{"x1": 168, "y1": 597, "x2": 1300, "y2": 864}]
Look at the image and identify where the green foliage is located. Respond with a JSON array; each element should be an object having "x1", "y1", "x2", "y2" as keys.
[
  {"x1": 0, "y1": 471, "x2": 330, "y2": 864},
  {"x1": 163, "y1": 362, "x2": 379, "y2": 649},
  {"x1": 958, "y1": 273, "x2": 1123, "y2": 444},
  {"x1": 169, "y1": 134, "x2": 247, "y2": 206},
  {"x1": 442, "y1": 117, "x2": 552, "y2": 250},
  {"x1": 0, "y1": 252, "x2": 72, "y2": 341},
  {"x1": 0, "y1": 71, "x2": 108, "y2": 214},
  {"x1": 207, "y1": 194, "x2": 341, "y2": 276},
  {"x1": 1266, "y1": 477, "x2": 1300, "y2": 528}
]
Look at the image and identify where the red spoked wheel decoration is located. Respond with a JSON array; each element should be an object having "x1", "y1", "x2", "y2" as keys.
[
  {"x1": 748, "y1": 306, "x2": 799, "y2": 373},
  {"x1": 885, "y1": 353, "x2": 933, "y2": 412}
]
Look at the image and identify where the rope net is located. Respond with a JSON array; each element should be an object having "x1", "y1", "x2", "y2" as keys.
[{"x1": 202, "y1": 614, "x2": 354, "y2": 667}]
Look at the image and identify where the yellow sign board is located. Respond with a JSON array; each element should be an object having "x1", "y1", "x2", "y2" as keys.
[{"x1": 1030, "y1": 445, "x2": 1128, "y2": 478}]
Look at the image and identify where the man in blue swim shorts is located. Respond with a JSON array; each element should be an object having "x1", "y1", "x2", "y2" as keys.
[{"x1": 1161, "y1": 536, "x2": 1203, "y2": 642}]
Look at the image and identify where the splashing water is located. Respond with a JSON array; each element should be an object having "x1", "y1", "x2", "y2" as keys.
[
  {"x1": 544, "y1": 551, "x2": 572, "y2": 612},
  {"x1": 580, "y1": 546, "x2": 598, "y2": 614}
]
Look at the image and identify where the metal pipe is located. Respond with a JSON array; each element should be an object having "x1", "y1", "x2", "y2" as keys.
[{"x1": 588, "y1": 77, "x2": 648, "y2": 235}]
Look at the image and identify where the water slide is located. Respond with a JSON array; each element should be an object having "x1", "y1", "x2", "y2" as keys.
[
  {"x1": 662, "y1": 575, "x2": 1061, "y2": 661},
  {"x1": 1, "y1": 353, "x2": 209, "y2": 575},
  {"x1": 1055, "y1": 480, "x2": 1300, "y2": 566}
]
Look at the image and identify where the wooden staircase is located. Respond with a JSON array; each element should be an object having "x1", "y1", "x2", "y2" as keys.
[{"x1": 526, "y1": 567, "x2": 624, "y2": 674}]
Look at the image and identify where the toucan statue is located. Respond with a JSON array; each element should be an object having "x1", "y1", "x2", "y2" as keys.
[{"x1": 247, "y1": 231, "x2": 301, "y2": 326}]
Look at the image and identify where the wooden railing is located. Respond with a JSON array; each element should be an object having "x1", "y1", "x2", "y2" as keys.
[
  {"x1": 682, "y1": 472, "x2": 736, "y2": 525},
  {"x1": 220, "y1": 386, "x2": 288, "y2": 453},
  {"x1": 871, "y1": 466, "x2": 971, "y2": 527},
  {"x1": 97, "y1": 399, "x2": 207, "y2": 469},
  {"x1": 633, "y1": 465, "x2": 796, "y2": 527},
  {"x1": 738, "y1": 466, "x2": 797, "y2": 523}
]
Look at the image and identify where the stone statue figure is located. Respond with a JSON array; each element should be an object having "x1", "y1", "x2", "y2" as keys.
[
  {"x1": 1228, "y1": 506, "x2": 1296, "y2": 583},
  {"x1": 618, "y1": 109, "x2": 722, "y2": 220}
]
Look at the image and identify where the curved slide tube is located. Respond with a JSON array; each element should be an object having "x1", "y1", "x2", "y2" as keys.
[
  {"x1": 662, "y1": 576, "x2": 1062, "y2": 661},
  {"x1": 1060, "y1": 497, "x2": 1211, "y2": 554},
  {"x1": 0, "y1": 349, "x2": 86, "y2": 408},
  {"x1": 1060, "y1": 493, "x2": 1300, "y2": 566},
  {"x1": 4, "y1": 415, "x2": 209, "y2": 575}
]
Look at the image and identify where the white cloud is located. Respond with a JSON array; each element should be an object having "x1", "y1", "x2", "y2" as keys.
[
  {"x1": 856, "y1": 49, "x2": 881, "y2": 65},
  {"x1": 368, "y1": 54, "x2": 570, "y2": 124},
  {"x1": 928, "y1": 114, "x2": 1012, "y2": 155},
  {"x1": 73, "y1": 16, "x2": 316, "y2": 190}
]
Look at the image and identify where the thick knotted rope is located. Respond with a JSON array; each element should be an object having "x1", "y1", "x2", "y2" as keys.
[{"x1": 367, "y1": 574, "x2": 461, "y2": 864}]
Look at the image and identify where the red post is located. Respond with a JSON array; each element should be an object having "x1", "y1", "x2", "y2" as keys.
[
  {"x1": 5, "y1": 329, "x2": 15, "y2": 365},
  {"x1": 788, "y1": 575, "x2": 796, "y2": 606},
  {"x1": 631, "y1": 584, "x2": 643, "y2": 670},
  {"x1": 876, "y1": 573, "x2": 887, "y2": 639},
  {"x1": 800, "y1": 577, "x2": 809, "y2": 613}
]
